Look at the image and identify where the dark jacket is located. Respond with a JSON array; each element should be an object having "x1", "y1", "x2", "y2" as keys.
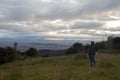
[{"x1": 89, "y1": 45, "x2": 96, "y2": 55}]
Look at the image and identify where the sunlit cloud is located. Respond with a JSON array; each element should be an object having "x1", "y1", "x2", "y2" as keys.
[
  {"x1": 105, "y1": 20, "x2": 120, "y2": 28},
  {"x1": 45, "y1": 38, "x2": 64, "y2": 40}
]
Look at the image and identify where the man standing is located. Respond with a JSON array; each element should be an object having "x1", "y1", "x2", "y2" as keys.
[{"x1": 89, "y1": 41, "x2": 96, "y2": 67}]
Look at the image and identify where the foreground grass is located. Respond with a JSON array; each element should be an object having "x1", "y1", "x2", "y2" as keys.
[{"x1": 0, "y1": 53, "x2": 120, "y2": 80}]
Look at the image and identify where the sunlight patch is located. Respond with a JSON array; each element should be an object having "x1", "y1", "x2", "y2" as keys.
[{"x1": 105, "y1": 20, "x2": 120, "y2": 28}]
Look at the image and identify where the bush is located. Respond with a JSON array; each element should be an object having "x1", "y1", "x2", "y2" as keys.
[
  {"x1": 0, "y1": 47, "x2": 15, "y2": 64},
  {"x1": 0, "y1": 46, "x2": 26, "y2": 64}
]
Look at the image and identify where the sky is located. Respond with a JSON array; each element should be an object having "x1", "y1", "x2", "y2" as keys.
[{"x1": 0, "y1": 0, "x2": 120, "y2": 44}]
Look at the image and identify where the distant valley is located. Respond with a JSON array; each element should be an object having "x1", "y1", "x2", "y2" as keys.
[{"x1": 0, "y1": 43, "x2": 71, "y2": 52}]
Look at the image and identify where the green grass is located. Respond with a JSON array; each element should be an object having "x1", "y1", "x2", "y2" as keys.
[{"x1": 0, "y1": 53, "x2": 120, "y2": 80}]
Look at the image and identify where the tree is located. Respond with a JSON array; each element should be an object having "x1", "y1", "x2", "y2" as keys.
[
  {"x1": 112, "y1": 37, "x2": 120, "y2": 50},
  {"x1": 95, "y1": 41, "x2": 106, "y2": 50},
  {"x1": 67, "y1": 43, "x2": 84, "y2": 54},
  {"x1": 84, "y1": 44, "x2": 90, "y2": 52},
  {"x1": 106, "y1": 35, "x2": 114, "y2": 49},
  {"x1": 14, "y1": 42, "x2": 18, "y2": 51},
  {"x1": 25, "y1": 48, "x2": 38, "y2": 57}
]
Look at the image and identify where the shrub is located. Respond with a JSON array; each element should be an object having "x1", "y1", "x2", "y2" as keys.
[{"x1": 0, "y1": 47, "x2": 15, "y2": 64}]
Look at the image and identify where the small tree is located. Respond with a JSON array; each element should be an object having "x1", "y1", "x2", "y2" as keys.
[
  {"x1": 67, "y1": 43, "x2": 84, "y2": 54},
  {"x1": 106, "y1": 35, "x2": 114, "y2": 50},
  {"x1": 25, "y1": 48, "x2": 38, "y2": 57},
  {"x1": 14, "y1": 42, "x2": 18, "y2": 51}
]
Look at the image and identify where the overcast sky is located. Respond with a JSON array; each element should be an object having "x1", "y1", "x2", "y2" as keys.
[{"x1": 0, "y1": 0, "x2": 120, "y2": 44}]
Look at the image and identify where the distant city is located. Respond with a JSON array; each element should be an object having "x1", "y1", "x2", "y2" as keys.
[
  {"x1": 0, "y1": 42, "x2": 71, "y2": 52},
  {"x1": 0, "y1": 37, "x2": 94, "y2": 52}
]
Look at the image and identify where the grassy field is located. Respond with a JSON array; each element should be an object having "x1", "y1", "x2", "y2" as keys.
[{"x1": 0, "y1": 53, "x2": 120, "y2": 80}]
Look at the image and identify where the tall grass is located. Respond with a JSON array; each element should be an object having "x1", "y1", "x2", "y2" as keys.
[{"x1": 0, "y1": 53, "x2": 120, "y2": 80}]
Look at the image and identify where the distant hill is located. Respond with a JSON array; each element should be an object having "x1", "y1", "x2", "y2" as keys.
[{"x1": 39, "y1": 49, "x2": 68, "y2": 57}]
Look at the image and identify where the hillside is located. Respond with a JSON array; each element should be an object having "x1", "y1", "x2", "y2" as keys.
[{"x1": 0, "y1": 53, "x2": 120, "y2": 80}]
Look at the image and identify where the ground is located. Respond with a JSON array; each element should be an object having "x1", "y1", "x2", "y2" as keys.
[{"x1": 0, "y1": 53, "x2": 120, "y2": 80}]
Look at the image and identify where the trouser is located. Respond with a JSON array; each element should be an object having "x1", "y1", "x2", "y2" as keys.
[{"x1": 89, "y1": 54, "x2": 95, "y2": 66}]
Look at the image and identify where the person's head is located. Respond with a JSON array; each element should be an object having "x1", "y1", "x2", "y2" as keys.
[{"x1": 91, "y1": 41, "x2": 94, "y2": 45}]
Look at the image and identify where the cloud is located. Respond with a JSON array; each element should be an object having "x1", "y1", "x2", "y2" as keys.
[
  {"x1": 0, "y1": 22, "x2": 34, "y2": 33},
  {"x1": 79, "y1": 0, "x2": 120, "y2": 14},
  {"x1": 0, "y1": 19, "x2": 69, "y2": 34},
  {"x1": 0, "y1": 0, "x2": 120, "y2": 21},
  {"x1": 0, "y1": 0, "x2": 120, "y2": 43},
  {"x1": 70, "y1": 20, "x2": 103, "y2": 29}
]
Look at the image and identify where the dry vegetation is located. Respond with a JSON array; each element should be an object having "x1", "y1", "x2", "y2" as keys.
[{"x1": 0, "y1": 53, "x2": 120, "y2": 80}]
